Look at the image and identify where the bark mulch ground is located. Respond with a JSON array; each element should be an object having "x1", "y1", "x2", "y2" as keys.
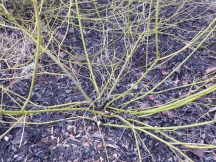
[{"x1": 1, "y1": 0, "x2": 216, "y2": 161}]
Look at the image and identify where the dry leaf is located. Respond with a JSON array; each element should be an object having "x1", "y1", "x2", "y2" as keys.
[
  {"x1": 138, "y1": 102, "x2": 148, "y2": 109},
  {"x1": 57, "y1": 33, "x2": 65, "y2": 41},
  {"x1": 173, "y1": 79, "x2": 179, "y2": 86},
  {"x1": 154, "y1": 100, "x2": 161, "y2": 104},
  {"x1": 75, "y1": 67, "x2": 81, "y2": 74},
  {"x1": 182, "y1": 78, "x2": 188, "y2": 85},
  {"x1": 158, "y1": 61, "x2": 168, "y2": 69},
  {"x1": 161, "y1": 110, "x2": 178, "y2": 118},
  {"x1": 205, "y1": 66, "x2": 216, "y2": 74},
  {"x1": 149, "y1": 95, "x2": 160, "y2": 104},
  {"x1": 140, "y1": 82, "x2": 149, "y2": 88},
  {"x1": 162, "y1": 70, "x2": 169, "y2": 75},
  {"x1": 190, "y1": 148, "x2": 206, "y2": 158},
  {"x1": 149, "y1": 95, "x2": 156, "y2": 100},
  {"x1": 190, "y1": 138, "x2": 207, "y2": 158},
  {"x1": 60, "y1": 51, "x2": 67, "y2": 58},
  {"x1": 180, "y1": 92, "x2": 188, "y2": 97}
]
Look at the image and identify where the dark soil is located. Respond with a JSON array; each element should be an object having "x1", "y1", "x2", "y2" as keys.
[{"x1": 1, "y1": 0, "x2": 216, "y2": 162}]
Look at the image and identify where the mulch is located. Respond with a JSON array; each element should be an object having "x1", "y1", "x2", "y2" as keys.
[{"x1": 1, "y1": 0, "x2": 216, "y2": 161}]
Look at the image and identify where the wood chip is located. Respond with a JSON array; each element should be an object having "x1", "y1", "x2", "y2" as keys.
[
  {"x1": 205, "y1": 66, "x2": 216, "y2": 74},
  {"x1": 162, "y1": 70, "x2": 169, "y2": 75}
]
